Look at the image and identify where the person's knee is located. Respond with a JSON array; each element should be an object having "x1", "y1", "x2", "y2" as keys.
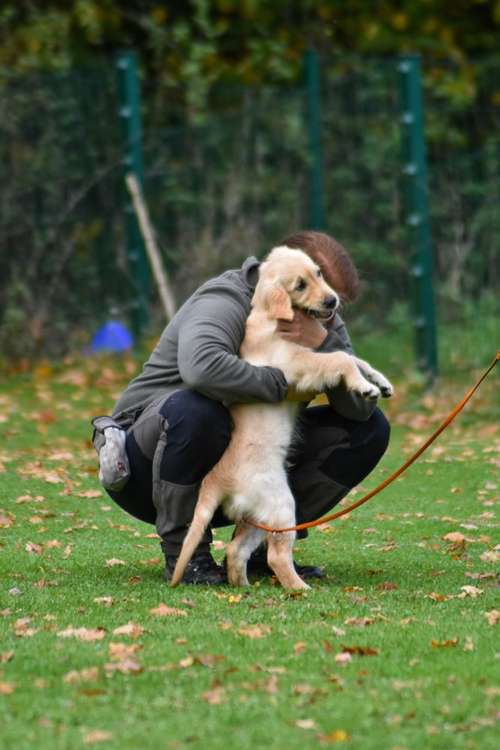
[
  {"x1": 368, "y1": 408, "x2": 391, "y2": 459},
  {"x1": 318, "y1": 407, "x2": 390, "y2": 487},
  {"x1": 160, "y1": 390, "x2": 232, "y2": 460}
]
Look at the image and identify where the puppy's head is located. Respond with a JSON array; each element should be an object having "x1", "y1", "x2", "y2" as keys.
[{"x1": 253, "y1": 245, "x2": 339, "y2": 321}]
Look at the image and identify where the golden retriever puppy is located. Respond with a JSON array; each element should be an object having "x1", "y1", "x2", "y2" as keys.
[{"x1": 171, "y1": 246, "x2": 393, "y2": 590}]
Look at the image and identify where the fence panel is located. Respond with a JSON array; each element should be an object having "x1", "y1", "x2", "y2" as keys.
[{"x1": 0, "y1": 55, "x2": 497, "y2": 370}]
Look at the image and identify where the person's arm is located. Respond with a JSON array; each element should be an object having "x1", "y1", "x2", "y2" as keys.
[
  {"x1": 177, "y1": 290, "x2": 288, "y2": 405},
  {"x1": 317, "y1": 315, "x2": 377, "y2": 421}
]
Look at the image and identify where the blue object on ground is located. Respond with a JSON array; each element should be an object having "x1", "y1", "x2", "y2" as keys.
[{"x1": 90, "y1": 321, "x2": 133, "y2": 353}]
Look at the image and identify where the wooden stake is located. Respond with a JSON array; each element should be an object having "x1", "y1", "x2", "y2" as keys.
[{"x1": 125, "y1": 172, "x2": 177, "y2": 321}]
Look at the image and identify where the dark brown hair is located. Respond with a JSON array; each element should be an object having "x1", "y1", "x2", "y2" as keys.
[{"x1": 280, "y1": 230, "x2": 360, "y2": 303}]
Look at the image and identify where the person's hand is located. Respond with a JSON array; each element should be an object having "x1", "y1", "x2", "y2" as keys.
[{"x1": 277, "y1": 309, "x2": 328, "y2": 349}]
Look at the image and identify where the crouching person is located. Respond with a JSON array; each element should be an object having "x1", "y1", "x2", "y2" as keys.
[{"x1": 92, "y1": 231, "x2": 390, "y2": 584}]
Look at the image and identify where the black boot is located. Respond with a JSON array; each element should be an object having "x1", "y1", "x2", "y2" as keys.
[{"x1": 161, "y1": 543, "x2": 227, "y2": 585}]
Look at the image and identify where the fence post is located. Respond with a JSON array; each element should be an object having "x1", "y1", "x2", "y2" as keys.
[
  {"x1": 304, "y1": 49, "x2": 325, "y2": 230},
  {"x1": 398, "y1": 54, "x2": 438, "y2": 378},
  {"x1": 116, "y1": 49, "x2": 150, "y2": 336}
]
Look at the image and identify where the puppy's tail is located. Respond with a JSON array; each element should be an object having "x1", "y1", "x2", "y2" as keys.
[{"x1": 170, "y1": 476, "x2": 224, "y2": 587}]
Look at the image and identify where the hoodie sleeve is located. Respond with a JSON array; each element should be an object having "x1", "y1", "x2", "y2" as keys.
[{"x1": 177, "y1": 288, "x2": 288, "y2": 405}]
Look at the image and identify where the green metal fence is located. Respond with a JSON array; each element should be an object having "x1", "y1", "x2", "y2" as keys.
[{"x1": 0, "y1": 53, "x2": 498, "y2": 372}]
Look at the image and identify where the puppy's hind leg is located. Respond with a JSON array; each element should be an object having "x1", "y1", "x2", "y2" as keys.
[
  {"x1": 264, "y1": 488, "x2": 309, "y2": 590},
  {"x1": 226, "y1": 524, "x2": 265, "y2": 586},
  {"x1": 170, "y1": 473, "x2": 224, "y2": 587},
  {"x1": 267, "y1": 531, "x2": 310, "y2": 590}
]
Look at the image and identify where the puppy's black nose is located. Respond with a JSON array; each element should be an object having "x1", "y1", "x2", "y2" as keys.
[{"x1": 324, "y1": 295, "x2": 338, "y2": 310}]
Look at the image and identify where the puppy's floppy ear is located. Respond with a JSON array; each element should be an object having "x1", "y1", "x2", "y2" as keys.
[
  {"x1": 266, "y1": 284, "x2": 294, "y2": 320},
  {"x1": 254, "y1": 279, "x2": 294, "y2": 321}
]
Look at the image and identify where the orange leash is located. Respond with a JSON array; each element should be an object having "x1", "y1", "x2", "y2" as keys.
[{"x1": 248, "y1": 351, "x2": 499, "y2": 534}]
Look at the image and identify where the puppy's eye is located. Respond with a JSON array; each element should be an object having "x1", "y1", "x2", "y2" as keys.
[
  {"x1": 295, "y1": 278, "x2": 307, "y2": 292},
  {"x1": 316, "y1": 269, "x2": 322, "y2": 278}
]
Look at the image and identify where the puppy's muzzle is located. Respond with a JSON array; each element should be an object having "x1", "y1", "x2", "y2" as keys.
[{"x1": 323, "y1": 294, "x2": 338, "y2": 312}]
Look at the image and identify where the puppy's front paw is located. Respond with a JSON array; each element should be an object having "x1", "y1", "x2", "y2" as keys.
[
  {"x1": 369, "y1": 370, "x2": 394, "y2": 399},
  {"x1": 352, "y1": 380, "x2": 381, "y2": 401},
  {"x1": 380, "y1": 382, "x2": 394, "y2": 398}
]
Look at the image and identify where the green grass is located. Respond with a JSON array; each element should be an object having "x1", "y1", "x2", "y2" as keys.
[{"x1": 0, "y1": 346, "x2": 498, "y2": 750}]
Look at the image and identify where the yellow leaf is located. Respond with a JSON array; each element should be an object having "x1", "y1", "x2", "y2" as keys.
[{"x1": 320, "y1": 729, "x2": 350, "y2": 742}]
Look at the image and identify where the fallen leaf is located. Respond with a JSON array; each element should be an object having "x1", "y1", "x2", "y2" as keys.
[
  {"x1": 331, "y1": 626, "x2": 346, "y2": 637},
  {"x1": 293, "y1": 683, "x2": 314, "y2": 695},
  {"x1": 294, "y1": 641, "x2": 307, "y2": 654},
  {"x1": 104, "y1": 659, "x2": 142, "y2": 676},
  {"x1": 480, "y1": 549, "x2": 500, "y2": 563},
  {"x1": 93, "y1": 597, "x2": 114, "y2": 607},
  {"x1": 0, "y1": 651, "x2": 14, "y2": 663},
  {"x1": 485, "y1": 609, "x2": 500, "y2": 626},
  {"x1": 0, "y1": 682, "x2": 15, "y2": 695},
  {"x1": 427, "y1": 592, "x2": 450, "y2": 602},
  {"x1": 295, "y1": 719, "x2": 317, "y2": 730},
  {"x1": 431, "y1": 638, "x2": 458, "y2": 648},
  {"x1": 238, "y1": 625, "x2": 271, "y2": 639},
  {"x1": 25, "y1": 541, "x2": 43, "y2": 555},
  {"x1": 463, "y1": 636, "x2": 475, "y2": 652},
  {"x1": 75, "y1": 490, "x2": 102, "y2": 498},
  {"x1": 45, "y1": 539, "x2": 63, "y2": 549},
  {"x1": 376, "y1": 581, "x2": 398, "y2": 591},
  {"x1": 108, "y1": 642, "x2": 141, "y2": 661},
  {"x1": 105, "y1": 558, "x2": 126, "y2": 567},
  {"x1": 13, "y1": 618, "x2": 37, "y2": 637},
  {"x1": 264, "y1": 674, "x2": 279, "y2": 694},
  {"x1": 149, "y1": 603, "x2": 187, "y2": 617},
  {"x1": 64, "y1": 667, "x2": 100, "y2": 684},
  {"x1": 57, "y1": 627, "x2": 106, "y2": 642},
  {"x1": 340, "y1": 644, "x2": 379, "y2": 656},
  {"x1": 442, "y1": 532, "x2": 467, "y2": 544},
  {"x1": 457, "y1": 585, "x2": 483, "y2": 599},
  {"x1": 344, "y1": 617, "x2": 374, "y2": 627},
  {"x1": 0, "y1": 511, "x2": 15, "y2": 528},
  {"x1": 319, "y1": 729, "x2": 350, "y2": 742},
  {"x1": 127, "y1": 576, "x2": 142, "y2": 585},
  {"x1": 193, "y1": 654, "x2": 225, "y2": 667},
  {"x1": 112, "y1": 622, "x2": 144, "y2": 638},
  {"x1": 334, "y1": 652, "x2": 352, "y2": 666},
  {"x1": 82, "y1": 730, "x2": 113, "y2": 744},
  {"x1": 202, "y1": 685, "x2": 225, "y2": 704}
]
